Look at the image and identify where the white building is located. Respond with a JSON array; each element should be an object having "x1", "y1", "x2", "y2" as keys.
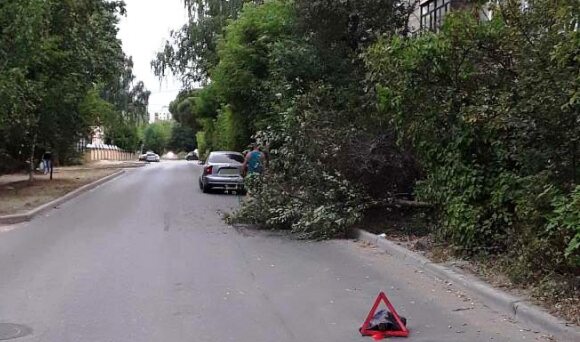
[
  {"x1": 408, "y1": 0, "x2": 495, "y2": 33},
  {"x1": 154, "y1": 111, "x2": 173, "y2": 122}
]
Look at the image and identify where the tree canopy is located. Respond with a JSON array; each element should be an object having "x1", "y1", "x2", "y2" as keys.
[{"x1": 0, "y1": 0, "x2": 151, "y2": 171}]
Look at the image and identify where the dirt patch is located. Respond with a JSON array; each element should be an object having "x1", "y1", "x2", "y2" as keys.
[{"x1": 0, "y1": 169, "x2": 118, "y2": 216}]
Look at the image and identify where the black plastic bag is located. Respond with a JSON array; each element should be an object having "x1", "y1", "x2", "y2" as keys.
[{"x1": 368, "y1": 309, "x2": 407, "y2": 331}]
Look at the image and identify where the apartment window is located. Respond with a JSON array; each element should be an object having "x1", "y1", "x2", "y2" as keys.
[{"x1": 420, "y1": 0, "x2": 452, "y2": 31}]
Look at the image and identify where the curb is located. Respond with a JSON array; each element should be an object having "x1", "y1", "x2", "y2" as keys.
[
  {"x1": 353, "y1": 229, "x2": 580, "y2": 341},
  {"x1": 0, "y1": 170, "x2": 126, "y2": 226}
]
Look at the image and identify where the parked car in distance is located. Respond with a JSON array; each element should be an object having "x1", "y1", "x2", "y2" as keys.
[
  {"x1": 145, "y1": 151, "x2": 160, "y2": 162},
  {"x1": 185, "y1": 151, "x2": 198, "y2": 161},
  {"x1": 139, "y1": 150, "x2": 155, "y2": 161},
  {"x1": 199, "y1": 151, "x2": 245, "y2": 193}
]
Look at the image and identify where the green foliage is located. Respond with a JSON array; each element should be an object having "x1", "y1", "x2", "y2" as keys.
[
  {"x1": 233, "y1": 81, "x2": 416, "y2": 238},
  {"x1": 0, "y1": 0, "x2": 147, "y2": 168},
  {"x1": 97, "y1": 57, "x2": 151, "y2": 152},
  {"x1": 78, "y1": 87, "x2": 138, "y2": 152},
  {"x1": 209, "y1": 0, "x2": 298, "y2": 150},
  {"x1": 168, "y1": 123, "x2": 197, "y2": 152},
  {"x1": 196, "y1": 131, "x2": 208, "y2": 158},
  {"x1": 169, "y1": 89, "x2": 201, "y2": 130},
  {"x1": 152, "y1": 0, "x2": 248, "y2": 85},
  {"x1": 212, "y1": 106, "x2": 237, "y2": 151},
  {"x1": 166, "y1": 0, "x2": 312, "y2": 153},
  {"x1": 102, "y1": 57, "x2": 151, "y2": 126},
  {"x1": 548, "y1": 186, "x2": 580, "y2": 265},
  {"x1": 368, "y1": 15, "x2": 518, "y2": 249},
  {"x1": 293, "y1": 0, "x2": 414, "y2": 84},
  {"x1": 167, "y1": 85, "x2": 223, "y2": 154},
  {"x1": 108, "y1": 124, "x2": 141, "y2": 152},
  {"x1": 237, "y1": 169, "x2": 366, "y2": 239},
  {"x1": 365, "y1": 1, "x2": 580, "y2": 275},
  {"x1": 143, "y1": 122, "x2": 172, "y2": 154}
]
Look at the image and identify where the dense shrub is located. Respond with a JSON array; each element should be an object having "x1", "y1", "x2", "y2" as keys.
[{"x1": 365, "y1": 1, "x2": 579, "y2": 275}]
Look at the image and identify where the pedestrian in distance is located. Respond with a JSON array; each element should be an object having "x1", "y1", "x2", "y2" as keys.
[{"x1": 42, "y1": 150, "x2": 53, "y2": 179}]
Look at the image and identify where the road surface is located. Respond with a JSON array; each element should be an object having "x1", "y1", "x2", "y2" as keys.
[{"x1": 0, "y1": 162, "x2": 553, "y2": 341}]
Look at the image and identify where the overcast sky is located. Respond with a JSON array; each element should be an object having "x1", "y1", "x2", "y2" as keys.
[{"x1": 117, "y1": 0, "x2": 188, "y2": 122}]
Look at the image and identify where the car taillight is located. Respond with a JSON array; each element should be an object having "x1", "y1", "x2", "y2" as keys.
[{"x1": 204, "y1": 166, "x2": 213, "y2": 175}]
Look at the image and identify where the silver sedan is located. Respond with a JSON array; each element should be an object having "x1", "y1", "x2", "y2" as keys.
[{"x1": 199, "y1": 151, "x2": 245, "y2": 193}]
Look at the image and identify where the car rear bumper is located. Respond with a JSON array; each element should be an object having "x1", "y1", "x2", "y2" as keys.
[{"x1": 204, "y1": 175, "x2": 244, "y2": 188}]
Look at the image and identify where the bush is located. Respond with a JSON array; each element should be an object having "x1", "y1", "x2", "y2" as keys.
[
  {"x1": 548, "y1": 186, "x2": 580, "y2": 267},
  {"x1": 365, "y1": 3, "x2": 579, "y2": 278},
  {"x1": 233, "y1": 83, "x2": 418, "y2": 239}
]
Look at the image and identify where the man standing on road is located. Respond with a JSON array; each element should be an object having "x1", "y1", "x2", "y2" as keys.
[{"x1": 243, "y1": 144, "x2": 265, "y2": 176}]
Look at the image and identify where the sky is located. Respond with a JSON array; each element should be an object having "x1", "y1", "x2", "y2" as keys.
[{"x1": 117, "y1": 0, "x2": 188, "y2": 122}]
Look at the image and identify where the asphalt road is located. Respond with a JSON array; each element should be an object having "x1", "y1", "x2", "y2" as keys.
[{"x1": 0, "y1": 161, "x2": 554, "y2": 341}]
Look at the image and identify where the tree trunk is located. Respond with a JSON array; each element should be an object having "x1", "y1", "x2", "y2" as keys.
[{"x1": 28, "y1": 132, "x2": 37, "y2": 183}]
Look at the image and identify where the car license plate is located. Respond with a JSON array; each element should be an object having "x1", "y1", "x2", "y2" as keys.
[{"x1": 219, "y1": 168, "x2": 239, "y2": 175}]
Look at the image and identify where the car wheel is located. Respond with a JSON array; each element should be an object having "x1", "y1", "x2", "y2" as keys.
[{"x1": 200, "y1": 180, "x2": 210, "y2": 193}]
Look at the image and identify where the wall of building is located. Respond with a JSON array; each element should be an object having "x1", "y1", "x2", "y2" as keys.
[{"x1": 408, "y1": 0, "x2": 490, "y2": 34}]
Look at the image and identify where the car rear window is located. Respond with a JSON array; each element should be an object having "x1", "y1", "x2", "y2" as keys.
[{"x1": 208, "y1": 153, "x2": 244, "y2": 164}]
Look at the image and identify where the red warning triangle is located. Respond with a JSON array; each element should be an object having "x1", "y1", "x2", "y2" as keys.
[{"x1": 360, "y1": 291, "x2": 409, "y2": 340}]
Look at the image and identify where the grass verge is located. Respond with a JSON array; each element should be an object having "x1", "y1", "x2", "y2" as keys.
[{"x1": 0, "y1": 168, "x2": 119, "y2": 216}]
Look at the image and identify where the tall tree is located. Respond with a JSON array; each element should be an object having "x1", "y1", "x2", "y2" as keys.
[
  {"x1": 0, "y1": 0, "x2": 127, "y2": 177},
  {"x1": 143, "y1": 122, "x2": 172, "y2": 154},
  {"x1": 152, "y1": 0, "x2": 250, "y2": 85},
  {"x1": 102, "y1": 56, "x2": 151, "y2": 126}
]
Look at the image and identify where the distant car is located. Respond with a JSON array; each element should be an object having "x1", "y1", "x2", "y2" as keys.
[
  {"x1": 139, "y1": 151, "x2": 154, "y2": 161},
  {"x1": 199, "y1": 151, "x2": 245, "y2": 193},
  {"x1": 185, "y1": 151, "x2": 198, "y2": 161},
  {"x1": 145, "y1": 152, "x2": 160, "y2": 162}
]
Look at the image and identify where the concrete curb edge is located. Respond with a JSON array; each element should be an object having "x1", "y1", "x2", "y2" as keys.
[
  {"x1": 0, "y1": 170, "x2": 126, "y2": 225},
  {"x1": 353, "y1": 229, "x2": 580, "y2": 341}
]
